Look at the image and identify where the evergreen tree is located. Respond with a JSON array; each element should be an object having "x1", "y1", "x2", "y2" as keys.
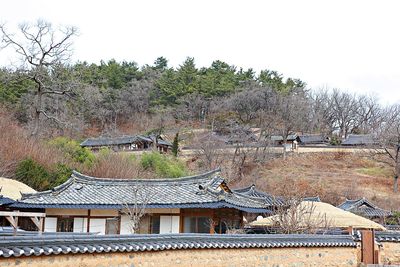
[
  {"x1": 172, "y1": 132, "x2": 179, "y2": 157},
  {"x1": 153, "y1": 57, "x2": 168, "y2": 71}
]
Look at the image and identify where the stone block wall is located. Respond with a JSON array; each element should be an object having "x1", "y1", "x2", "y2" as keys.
[
  {"x1": 379, "y1": 242, "x2": 400, "y2": 265},
  {"x1": 0, "y1": 247, "x2": 358, "y2": 267}
]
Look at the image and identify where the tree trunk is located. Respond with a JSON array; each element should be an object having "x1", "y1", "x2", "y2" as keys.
[
  {"x1": 32, "y1": 84, "x2": 43, "y2": 136},
  {"x1": 394, "y1": 175, "x2": 399, "y2": 193}
]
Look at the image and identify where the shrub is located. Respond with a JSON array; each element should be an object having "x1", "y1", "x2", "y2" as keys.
[
  {"x1": 51, "y1": 163, "x2": 73, "y2": 187},
  {"x1": 329, "y1": 136, "x2": 341, "y2": 146},
  {"x1": 15, "y1": 158, "x2": 73, "y2": 191},
  {"x1": 48, "y1": 137, "x2": 95, "y2": 166},
  {"x1": 140, "y1": 152, "x2": 187, "y2": 178},
  {"x1": 15, "y1": 158, "x2": 51, "y2": 191}
]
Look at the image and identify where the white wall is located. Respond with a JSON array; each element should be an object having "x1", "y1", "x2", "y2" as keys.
[
  {"x1": 73, "y1": 218, "x2": 87, "y2": 233},
  {"x1": 159, "y1": 216, "x2": 180, "y2": 234},
  {"x1": 89, "y1": 218, "x2": 106, "y2": 234},
  {"x1": 44, "y1": 217, "x2": 57, "y2": 232},
  {"x1": 120, "y1": 215, "x2": 132, "y2": 235}
]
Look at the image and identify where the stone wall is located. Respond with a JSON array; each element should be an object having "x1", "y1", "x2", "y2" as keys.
[
  {"x1": 379, "y1": 242, "x2": 400, "y2": 265},
  {"x1": 0, "y1": 247, "x2": 358, "y2": 267}
]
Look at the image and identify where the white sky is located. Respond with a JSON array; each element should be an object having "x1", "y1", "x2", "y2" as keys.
[{"x1": 0, "y1": 0, "x2": 399, "y2": 104}]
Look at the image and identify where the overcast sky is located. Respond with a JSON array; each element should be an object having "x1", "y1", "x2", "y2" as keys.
[{"x1": 0, "y1": 0, "x2": 399, "y2": 104}]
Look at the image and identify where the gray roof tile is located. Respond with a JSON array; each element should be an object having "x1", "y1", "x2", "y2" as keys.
[
  {"x1": 341, "y1": 134, "x2": 375, "y2": 146},
  {"x1": 0, "y1": 233, "x2": 357, "y2": 258},
  {"x1": 338, "y1": 198, "x2": 392, "y2": 218},
  {"x1": 298, "y1": 135, "x2": 329, "y2": 144},
  {"x1": 233, "y1": 185, "x2": 284, "y2": 206},
  {"x1": 13, "y1": 170, "x2": 272, "y2": 213}
]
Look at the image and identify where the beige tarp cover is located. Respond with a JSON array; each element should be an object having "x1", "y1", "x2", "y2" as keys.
[
  {"x1": 250, "y1": 201, "x2": 386, "y2": 231},
  {"x1": 0, "y1": 177, "x2": 36, "y2": 200}
]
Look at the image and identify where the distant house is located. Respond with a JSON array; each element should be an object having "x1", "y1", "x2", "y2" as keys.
[
  {"x1": 341, "y1": 134, "x2": 375, "y2": 146},
  {"x1": 271, "y1": 134, "x2": 298, "y2": 151},
  {"x1": 303, "y1": 196, "x2": 321, "y2": 202},
  {"x1": 232, "y1": 185, "x2": 284, "y2": 223},
  {"x1": 338, "y1": 198, "x2": 392, "y2": 223},
  {"x1": 80, "y1": 135, "x2": 172, "y2": 153},
  {"x1": 297, "y1": 134, "x2": 329, "y2": 146},
  {"x1": 11, "y1": 169, "x2": 277, "y2": 235}
]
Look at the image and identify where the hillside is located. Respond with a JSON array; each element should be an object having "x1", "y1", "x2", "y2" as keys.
[{"x1": 232, "y1": 152, "x2": 397, "y2": 210}]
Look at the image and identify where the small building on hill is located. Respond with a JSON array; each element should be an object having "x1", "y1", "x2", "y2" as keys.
[
  {"x1": 271, "y1": 134, "x2": 298, "y2": 151},
  {"x1": 341, "y1": 134, "x2": 376, "y2": 146},
  {"x1": 297, "y1": 134, "x2": 329, "y2": 146},
  {"x1": 11, "y1": 169, "x2": 277, "y2": 235},
  {"x1": 338, "y1": 198, "x2": 392, "y2": 223},
  {"x1": 80, "y1": 135, "x2": 172, "y2": 153}
]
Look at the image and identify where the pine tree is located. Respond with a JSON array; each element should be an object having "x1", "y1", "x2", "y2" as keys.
[{"x1": 172, "y1": 132, "x2": 179, "y2": 157}]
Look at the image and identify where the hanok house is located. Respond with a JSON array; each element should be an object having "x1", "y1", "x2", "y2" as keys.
[
  {"x1": 80, "y1": 135, "x2": 172, "y2": 153},
  {"x1": 341, "y1": 134, "x2": 376, "y2": 146},
  {"x1": 231, "y1": 185, "x2": 284, "y2": 223},
  {"x1": 0, "y1": 195, "x2": 45, "y2": 234},
  {"x1": 11, "y1": 170, "x2": 275, "y2": 235},
  {"x1": 297, "y1": 134, "x2": 330, "y2": 146},
  {"x1": 338, "y1": 198, "x2": 392, "y2": 224},
  {"x1": 271, "y1": 134, "x2": 298, "y2": 151}
]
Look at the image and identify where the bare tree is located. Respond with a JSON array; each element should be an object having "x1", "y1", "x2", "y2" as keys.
[
  {"x1": 271, "y1": 198, "x2": 331, "y2": 234},
  {"x1": 270, "y1": 91, "x2": 310, "y2": 159},
  {"x1": 329, "y1": 89, "x2": 360, "y2": 139},
  {"x1": 194, "y1": 133, "x2": 225, "y2": 170},
  {"x1": 0, "y1": 20, "x2": 78, "y2": 135},
  {"x1": 371, "y1": 104, "x2": 400, "y2": 192},
  {"x1": 120, "y1": 185, "x2": 155, "y2": 233}
]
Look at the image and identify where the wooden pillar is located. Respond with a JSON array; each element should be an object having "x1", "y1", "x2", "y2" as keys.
[
  {"x1": 87, "y1": 209, "x2": 91, "y2": 233},
  {"x1": 361, "y1": 229, "x2": 377, "y2": 264},
  {"x1": 210, "y1": 210, "x2": 215, "y2": 234},
  {"x1": 40, "y1": 217, "x2": 44, "y2": 234}
]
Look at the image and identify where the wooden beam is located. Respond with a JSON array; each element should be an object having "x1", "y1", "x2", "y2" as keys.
[
  {"x1": 86, "y1": 209, "x2": 91, "y2": 233},
  {"x1": 5, "y1": 216, "x2": 18, "y2": 235},
  {"x1": 0, "y1": 211, "x2": 46, "y2": 218},
  {"x1": 5, "y1": 216, "x2": 17, "y2": 228},
  {"x1": 30, "y1": 217, "x2": 41, "y2": 230}
]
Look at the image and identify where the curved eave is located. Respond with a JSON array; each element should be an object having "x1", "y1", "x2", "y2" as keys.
[{"x1": 10, "y1": 201, "x2": 272, "y2": 214}]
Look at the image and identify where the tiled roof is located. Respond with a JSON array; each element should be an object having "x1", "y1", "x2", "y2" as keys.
[
  {"x1": 303, "y1": 196, "x2": 321, "y2": 202},
  {"x1": 80, "y1": 135, "x2": 152, "y2": 147},
  {"x1": 232, "y1": 185, "x2": 284, "y2": 206},
  {"x1": 271, "y1": 134, "x2": 297, "y2": 142},
  {"x1": 338, "y1": 198, "x2": 392, "y2": 218},
  {"x1": 0, "y1": 196, "x2": 14, "y2": 206},
  {"x1": 298, "y1": 135, "x2": 328, "y2": 144},
  {"x1": 12, "y1": 170, "x2": 272, "y2": 213},
  {"x1": 0, "y1": 233, "x2": 357, "y2": 258},
  {"x1": 375, "y1": 232, "x2": 400, "y2": 242},
  {"x1": 341, "y1": 134, "x2": 375, "y2": 146}
]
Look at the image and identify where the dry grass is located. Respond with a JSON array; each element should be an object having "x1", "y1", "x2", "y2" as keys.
[
  {"x1": 0, "y1": 108, "x2": 67, "y2": 177},
  {"x1": 84, "y1": 152, "x2": 153, "y2": 179},
  {"x1": 0, "y1": 107, "x2": 157, "y2": 181},
  {"x1": 231, "y1": 152, "x2": 400, "y2": 210}
]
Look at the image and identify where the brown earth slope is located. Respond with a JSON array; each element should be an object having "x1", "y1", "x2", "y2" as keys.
[{"x1": 231, "y1": 152, "x2": 398, "y2": 210}]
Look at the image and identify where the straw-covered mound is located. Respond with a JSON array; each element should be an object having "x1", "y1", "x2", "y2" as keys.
[
  {"x1": 251, "y1": 201, "x2": 386, "y2": 231},
  {"x1": 0, "y1": 177, "x2": 36, "y2": 200}
]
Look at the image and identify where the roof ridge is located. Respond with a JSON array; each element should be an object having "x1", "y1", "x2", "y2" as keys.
[{"x1": 72, "y1": 168, "x2": 221, "y2": 184}]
